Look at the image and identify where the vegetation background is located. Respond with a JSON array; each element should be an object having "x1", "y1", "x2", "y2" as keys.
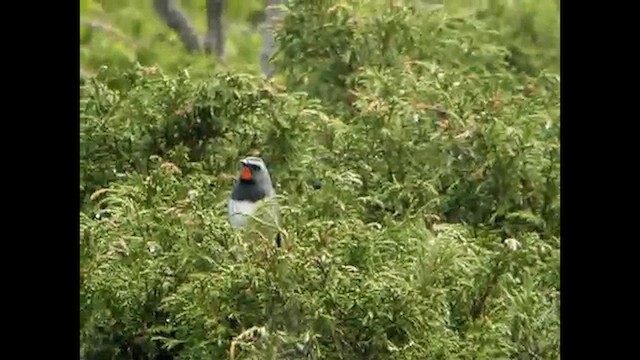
[{"x1": 80, "y1": 0, "x2": 560, "y2": 359}]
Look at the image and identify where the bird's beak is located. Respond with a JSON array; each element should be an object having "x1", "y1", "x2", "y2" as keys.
[{"x1": 240, "y1": 165, "x2": 252, "y2": 180}]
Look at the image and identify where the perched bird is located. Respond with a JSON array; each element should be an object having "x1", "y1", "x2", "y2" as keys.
[{"x1": 227, "y1": 156, "x2": 282, "y2": 247}]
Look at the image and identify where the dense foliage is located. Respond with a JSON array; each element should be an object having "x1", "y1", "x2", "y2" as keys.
[{"x1": 80, "y1": 0, "x2": 560, "y2": 359}]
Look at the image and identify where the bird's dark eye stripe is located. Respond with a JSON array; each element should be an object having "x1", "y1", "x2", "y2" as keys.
[{"x1": 249, "y1": 164, "x2": 260, "y2": 171}]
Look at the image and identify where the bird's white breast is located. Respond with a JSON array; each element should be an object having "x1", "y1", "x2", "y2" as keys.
[{"x1": 227, "y1": 199, "x2": 259, "y2": 229}]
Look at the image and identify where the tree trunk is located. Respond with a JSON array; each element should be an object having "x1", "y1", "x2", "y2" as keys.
[{"x1": 204, "y1": 0, "x2": 226, "y2": 59}]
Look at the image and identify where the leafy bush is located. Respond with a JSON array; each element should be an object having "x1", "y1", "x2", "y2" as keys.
[{"x1": 80, "y1": 1, "x2": 560, "y2": 359}]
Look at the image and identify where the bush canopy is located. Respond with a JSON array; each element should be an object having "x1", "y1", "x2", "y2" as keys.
[{"x1": 80, "y1": 1, "x2": 560, "y2": 359}]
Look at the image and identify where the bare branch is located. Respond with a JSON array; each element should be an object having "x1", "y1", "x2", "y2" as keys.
[
  {"x1": 153, "y1": 0, "x2": 201, "y2": 53},
  {"x1": 204, "y1": 0, "x2": 226, "y2": 59},
  {"x1": 260, "y1": 0, "x2": 287, "y2": 78}
]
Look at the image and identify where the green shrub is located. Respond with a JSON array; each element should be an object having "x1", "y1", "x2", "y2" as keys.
[{"x1": 80, "y1": 1, "x2": 560, "y2": 359}]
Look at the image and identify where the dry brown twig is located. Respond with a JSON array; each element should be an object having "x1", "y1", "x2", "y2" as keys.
[{"x1": 229, "y1": 326, "x2": 267, "y2": 359}]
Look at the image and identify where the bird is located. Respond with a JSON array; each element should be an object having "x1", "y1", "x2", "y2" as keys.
[{"x1": 227, "y1": 156, "x2": 282, "y2": 247}]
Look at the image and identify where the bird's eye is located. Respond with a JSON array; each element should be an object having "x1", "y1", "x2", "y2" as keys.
[{"x1": 250, "y1": 164, "x2": 261, "y2": 171}]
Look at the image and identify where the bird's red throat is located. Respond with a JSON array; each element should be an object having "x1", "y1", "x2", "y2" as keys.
[{"x1": 241, "y1": 166, "x2": 252, "y2": 180}]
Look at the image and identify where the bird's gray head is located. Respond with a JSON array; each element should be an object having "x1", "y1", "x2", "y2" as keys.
[
  {"x1": 237, "y1": 156, "x2": 272, "y2": 187},
  {"x1": 231, "y1": 156, "x2": 275, "y2": 202}
]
